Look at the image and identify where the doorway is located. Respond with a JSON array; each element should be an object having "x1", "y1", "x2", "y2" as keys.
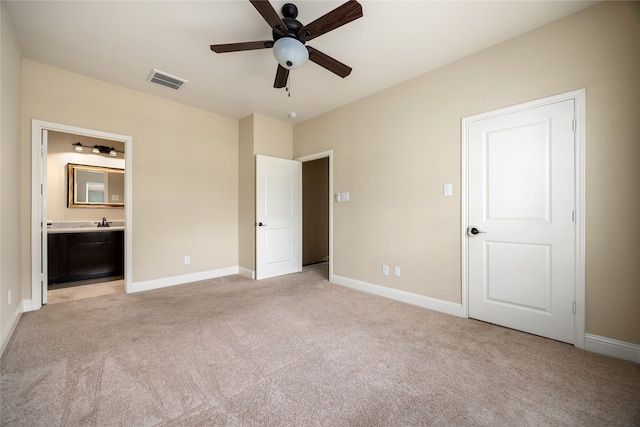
[
  {"x1": 46, "y1": 131, "x2": 125, "y2": 303},
  {"x1": 31, "y1": 120, "x2": 133, "y2": 311},
  {"x1": 298, "y1": 151, "x2": 333, "y2": 281},
  {"x1": 462, "y1": 90, "x2": 585, "y2": 347}
]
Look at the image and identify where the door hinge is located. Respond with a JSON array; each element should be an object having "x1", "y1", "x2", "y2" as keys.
[
  {"x1": 572, "y1": 210, "x2": 576, "y2": 223},
  {"x1": 572, "y1": 301, "x2": 576, "y2": 314},
  {"x1": 572, "y1": 119, "x2": 576, "y2": 132}
]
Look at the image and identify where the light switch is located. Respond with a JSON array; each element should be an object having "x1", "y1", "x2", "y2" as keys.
[
  {"x1": 335, "y1": 193, "x2": 341, "y2": 202},
  {"x1": 443, "y1": 184, "x2": 453, "y2": 196},
  {"x1": 341, "y1": 192, "x2": 350, "y2": 202}
]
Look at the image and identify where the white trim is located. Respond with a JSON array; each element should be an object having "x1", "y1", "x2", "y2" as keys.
[
  {"x1": 238, "y1": 267, "x2": 254, "y2": 279},
  {"x1": 331, "y1": 274, "x2": 464, "y2": 318},
  {"x1": 31, "y1": 120, "x2": 133, "y2": 309},
  {"x1": 573, "y1": 90, "x2": 586, "y2": 349},
  {"x1": 585, "y1": 334, "x2": 640, "y2": 364},
  {"x1": 22, "y1": 299, "x2": 35, "y2": 312},
  {"x1": 129, "y1": 266, "x2": 239, "y2": 293},
  {"x1": 295, "y1": 150, "x2": 334, "y2": 279},
  {"x1": 0, "y1": 303, "x2": 23, "y2": 357},
  {"x1": 461, "y1": 89, "x2": 586, "y2": 348}
]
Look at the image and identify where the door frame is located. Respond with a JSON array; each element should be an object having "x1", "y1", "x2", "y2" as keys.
[
  {"x1": 295, "y1": 150, "x2": 334, "y2": 279},
  {"x1": 30, "y1": 120, "x2": 133, "y2": 311},
  {"x1": 461, "y1": 89, "x2": 586, "y2": 349}
]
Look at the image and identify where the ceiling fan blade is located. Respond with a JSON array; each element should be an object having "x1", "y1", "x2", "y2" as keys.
[
  {"x1": 250, "y1": 0, "x2": 288, "y2": 37},
  {"x1": 298, "y1": 0, "x2": 363, "y2": 42},
  {"x1": 210, "y1": 40, "x2": 274, "y2": 53},
  {"x1": 307, "y1": 46, "x2": 352, "y2": 78},
  {"x1": 274, "y1": 65, "x2": 289, "y2": 88}
]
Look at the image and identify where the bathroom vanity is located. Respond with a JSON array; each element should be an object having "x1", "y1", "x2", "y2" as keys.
[{"x1": 47, "y1": 224, "x2": 124, "y2": 286}]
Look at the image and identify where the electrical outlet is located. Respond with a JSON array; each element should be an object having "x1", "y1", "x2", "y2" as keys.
[
  {"x1": 382, "y1": 265, "x2": 389, "y2": 276},
  {"x1": 8, "y1": 289, "x2": 11, "y2": 305},
  {"x1": 184, "y1": 255, "x2": 191, "y2": 265},
  {"x1": 394, "y1": 266, "x2": 401, "y2": 277}
]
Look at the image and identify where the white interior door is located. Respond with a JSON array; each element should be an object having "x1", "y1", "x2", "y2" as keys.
[
  {"x1": 466, "y1": 99, "x2": 576, "y2": 344},
  {"x1": 41, "y1": 129, "x2": 48, "y2": 305},
  {"x1": 256, "y1": 155, "x2": 302, "y2": 280}
]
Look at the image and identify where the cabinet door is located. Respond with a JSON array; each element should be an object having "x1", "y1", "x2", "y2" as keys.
[
  {"x1": 47, "y1": 234, "x2": 68, "y2": 285},
  {"x1": 106, "y1": 231, "x2": 124, "y2": 276},
  {"x1": 67, "y1": 232, "x2": 109, "y2": 278}
]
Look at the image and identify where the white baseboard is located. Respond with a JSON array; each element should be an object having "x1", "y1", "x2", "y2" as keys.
[
  {"x1": 330, "y1": 274, "x2": 463, "y2": 317},
  {"x1": 238, "y1": 267, "x2": 254, "y2": 279},
  {"x1": 585, "y1": 333, "x2": 640, "y2": 364},
  {"x1": 129, "y1": 266, "x2": 239, "y2": 293},
  {"x1": 23, "y1": 299, "x2": 36, "y2": 312},
  {"x1": 1, "y1": 303, "x2": 23, "y2": 357}
]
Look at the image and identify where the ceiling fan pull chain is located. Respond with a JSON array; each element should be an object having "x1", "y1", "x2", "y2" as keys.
[{"x1": 287, "y1": 74, "x2": 291, "y2": 97}]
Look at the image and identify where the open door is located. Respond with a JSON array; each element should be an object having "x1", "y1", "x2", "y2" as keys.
[{"x1": 255, "y1": 155, "x2": 302, "y2": 280}]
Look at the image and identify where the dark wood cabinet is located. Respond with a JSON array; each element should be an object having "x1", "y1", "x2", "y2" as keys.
[{"x1": 47, "y1": 231, "x2": 124, "y2": 285}]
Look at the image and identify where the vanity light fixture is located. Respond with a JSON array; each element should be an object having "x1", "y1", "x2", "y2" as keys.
[{"x1": 71, "y1": 143, "x2": 124, "y2": 157}]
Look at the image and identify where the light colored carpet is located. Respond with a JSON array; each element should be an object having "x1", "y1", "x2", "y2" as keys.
[{"x1": 2, "y1": 264, "x2": 639, "y2": 426}]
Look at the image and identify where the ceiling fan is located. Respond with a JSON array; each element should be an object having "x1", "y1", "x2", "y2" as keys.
[{"x1": 210, "y1": 0, "x2": 363, "y2": 89}]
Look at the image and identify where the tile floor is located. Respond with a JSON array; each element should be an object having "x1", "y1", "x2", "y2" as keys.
[{"x1": 47, "y1": 279, "x2": 124, "y2": 304}]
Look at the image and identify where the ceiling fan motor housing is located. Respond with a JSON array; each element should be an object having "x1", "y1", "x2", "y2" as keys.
[{"x1": 273, "y1": 3, "x2": 304, "y2": 43}]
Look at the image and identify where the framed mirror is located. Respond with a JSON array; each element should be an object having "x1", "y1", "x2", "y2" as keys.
[{"x1": 68, "y1": 163, "x2": 125, "y2": 208}]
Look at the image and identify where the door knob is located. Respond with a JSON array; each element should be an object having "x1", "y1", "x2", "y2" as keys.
[
  {"x1": 467, "y1": 226, "x2": 486, "y2": 236},
  {"x1": 257, "y1": 222, "x2": 267, "y2": 227}
]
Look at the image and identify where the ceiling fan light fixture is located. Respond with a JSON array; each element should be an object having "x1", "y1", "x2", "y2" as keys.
[{"x1": 272, "y1": 37, "x2": 308, "y2": 70}]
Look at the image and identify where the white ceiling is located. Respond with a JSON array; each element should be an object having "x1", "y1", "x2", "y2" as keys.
[{"x1": 5, "y1": 0, "x2": 597, "y2": 123}]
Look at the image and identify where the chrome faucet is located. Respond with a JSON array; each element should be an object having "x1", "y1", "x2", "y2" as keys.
[{"x1": 97, "y1": 217, "x2": 110, "y2": 228}]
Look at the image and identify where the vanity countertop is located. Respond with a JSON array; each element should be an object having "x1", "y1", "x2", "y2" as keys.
[
  {"x1": 47, "y1": 221, "x2": 124, "y2": 234},
  {"x1": 48, "y1": 226, "x2": 125, "y2": 234}
]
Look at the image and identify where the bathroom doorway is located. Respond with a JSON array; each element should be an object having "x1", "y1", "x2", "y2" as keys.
[
  {"x1": 46, "y1": 131, "x2": 125, "y2": 303},
  {"x1": 31, "y1": 120, "x2": 132, "y2": 310}
]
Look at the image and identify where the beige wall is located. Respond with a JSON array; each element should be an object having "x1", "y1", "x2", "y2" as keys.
[
  {"x1": 47, "y1": 131, "x2": 125, "y2": 222},
  {"x1": 294, "y1": 2, "x2": 640, "y2": 344},
  {"x1": 238, "y1": 116, "x2": 255, "y2": 273},
  {"x1": 21, "y1": 60, "x2": 239, "y2": 289},
  {"x1": 253, "y1": 113, "x2": 293, "y2": 159},
  {"x1": 237, "y1": 113, "x2": 293, "y2": 275},
  {"x1": 1, "y1": 1, "x2": 23, "y2": 353}
]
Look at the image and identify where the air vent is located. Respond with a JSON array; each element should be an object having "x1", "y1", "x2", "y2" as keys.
[{"x1": 146, "y1": 68, "x2": 188, "y2": 91}]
